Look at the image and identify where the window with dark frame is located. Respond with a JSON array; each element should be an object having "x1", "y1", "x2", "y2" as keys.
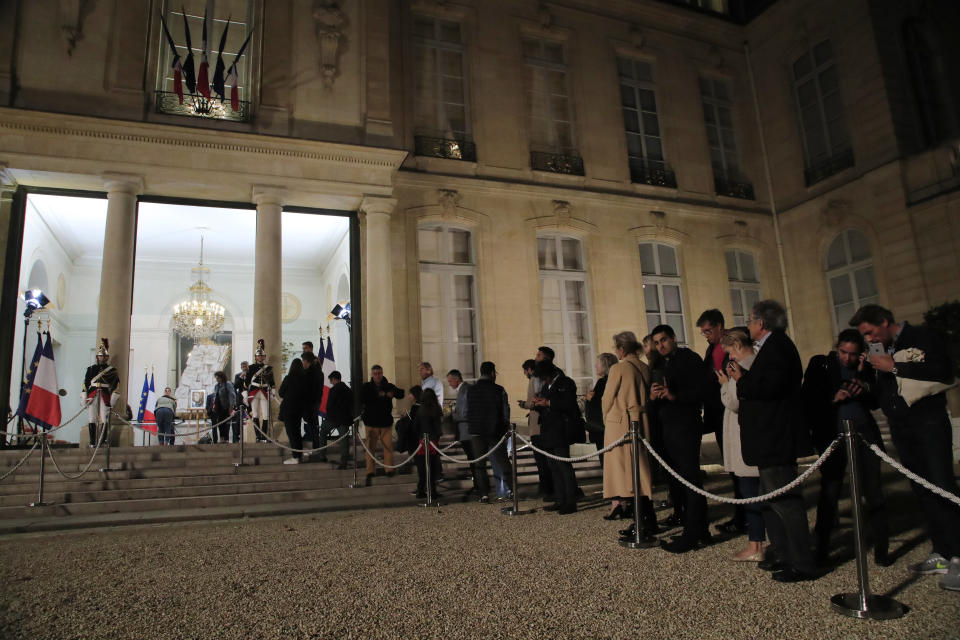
[
  {"x1": 524, "y1": 38, "x2": 583, "y2": 175},
  {"x1": 619, "y1": 57, "x2": 676, "y2": 188},
  {"x1": 700, "y1": 77, "x2": 753, "y2": 199}
]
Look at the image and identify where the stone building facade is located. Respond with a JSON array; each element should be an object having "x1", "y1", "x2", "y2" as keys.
[{"x1": 1, "y1": 0, "x2": 958, "y2": 429}]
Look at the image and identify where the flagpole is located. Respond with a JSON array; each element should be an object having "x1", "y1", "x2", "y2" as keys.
[{"x1": 16, "y1": 313, "x2": 32, "y2": 445}]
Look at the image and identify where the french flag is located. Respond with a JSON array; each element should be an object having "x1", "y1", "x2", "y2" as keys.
[
  {"x1": 21, "y1": 333, "x2": 61, "y2": 431},
  {"x1": 319, "y1": 337, "x2": 335, "y2": 415},
  {"x1": 145, "y1": 373, "x2": 157, "y2": 425}
]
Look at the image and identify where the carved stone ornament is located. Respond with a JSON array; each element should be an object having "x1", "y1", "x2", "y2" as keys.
[
  {"x1": 649, "y1": 209, "x2": 667, "y2": 231},
  {"x1": 438, "y1": 189, "x2": 461, "y2": 218},
  {"x1": 819, "y1": 199, "x2": 852, "y2": 229},
  {"x1": 629, "y1": 25, "x2": 645, "y2": 50},
  {"x1": 313, "y1": 0, "x2": 348, "y2": 90},
  {"x1": 552, "y1": 200, "x2": 571, "y2": 221},
  {"x1": 59, "y1": 0, "x2": 94, "y2": 57}
]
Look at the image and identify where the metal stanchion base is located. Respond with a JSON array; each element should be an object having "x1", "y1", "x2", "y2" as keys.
[
  {"x1": 501, "y1": 506, "x2": 535, "y2": 516},
  {"x1": 419, "y1": 501, "x2": 441, "y2": 508},
  {"x1": 619, "y1": 537, "x2": 659, "y2": 549},
  {"x1": 28, "y1": 501, "x2": 54, "y2": 507},
  {"x1": 830, "y1": 593, "x2": 906, "y2": 620}
]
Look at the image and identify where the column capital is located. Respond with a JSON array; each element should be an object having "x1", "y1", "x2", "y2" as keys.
[
  {"x1": 101, "y1": 172, "x2": 144, "y2": 195},
  {"x1": 359, "y1": 195, "x2": 397, "y2": 218},
  {"x1": 251, "y1": 185, "x2": 287, "y2": 207}
]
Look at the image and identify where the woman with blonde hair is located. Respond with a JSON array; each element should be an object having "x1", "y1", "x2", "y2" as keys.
[
  {"x1": 716, "y1": 329, "x2": 765, "y2": 561},
  {"x1": 602, "y1": 331, "x2": 658, "y2": 545}
]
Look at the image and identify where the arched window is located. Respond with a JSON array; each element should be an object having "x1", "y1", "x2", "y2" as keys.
[
  {"x1": 825, "y1": 230, "x2": 878, "y2": 330},
  {"x1": 538, "y1": 234, "x2": 594, "y2": 393},
  {"x1": 725, "y1": 249, "x2": 761, "y2": 327},
  {"x1": 418, "y1": 224, "x2": 480, "y2": 381},
  {"x1": 639, "y1": 242, "x2": 687, "y2": 344}
]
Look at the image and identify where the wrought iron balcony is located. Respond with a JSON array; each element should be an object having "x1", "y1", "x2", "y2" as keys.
[
  {"x1": 530, "y1": 151, "x2": 585, "y2": 176},
  {"x1": 714, "y1": 175, "x2": 755, "y2": 200},
  {"x1": 414, "y1": 136, "x2": 477, "y2": 162},
  {"x1": 629, "y1": 158, "x2": 677, "y2": 188},
  {"x1": 155, "y1": 91, "x2": 250, "y2": 122},
  {"x1": 804, "y1": 148, "x2": 855, "y2": 186}
]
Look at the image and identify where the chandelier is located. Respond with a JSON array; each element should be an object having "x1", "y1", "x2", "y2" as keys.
[{"x1": 172, "y1": 236, "x2": 225, "y2": 342}]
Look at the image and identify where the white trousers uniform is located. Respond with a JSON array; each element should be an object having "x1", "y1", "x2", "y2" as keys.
[
  {"x1": 249, "y1": 389, "x2": 270, "y2": 421},
  {"x1": 86, "y1": 390, "x2": 111, "y2": 425}
]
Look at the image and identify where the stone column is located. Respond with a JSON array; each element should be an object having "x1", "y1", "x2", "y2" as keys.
[
  {"x1": 360, "y1": 196, "x2": 397, "y2": 375},
  {"x1": 252, "y1": 186, "x2": 285, "y2": 440},
  {"x1": 97, "y1": 173, "x2": 143, "y2": 446}
]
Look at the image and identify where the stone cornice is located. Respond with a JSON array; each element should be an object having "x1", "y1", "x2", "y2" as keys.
[{"x1": 0, "y1": 108, "x2": 407, "y2": 171}]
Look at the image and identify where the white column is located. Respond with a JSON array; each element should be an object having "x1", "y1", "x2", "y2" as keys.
[
  {"x1": 97, "y1": 173, "x2": 143, "y2": 444},
  {"x1": 360, "y1": 196, "x2": 397, "y2": 375},
  {"x1": 252, "y1": 186, "x2": 285, "y2": 439}
]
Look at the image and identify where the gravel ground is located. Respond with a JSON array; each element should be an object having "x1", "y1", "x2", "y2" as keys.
[{"x1": 1, "y1": 493, "x2": 958, "y2": 640}]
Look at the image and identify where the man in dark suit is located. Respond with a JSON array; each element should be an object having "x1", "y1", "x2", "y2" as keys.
[
  {"x1": 802, "y1": 328, "x2": 889, "y2": 566},
  {"x1": 728, "y1": 300, "x2": 816, "y2": 582},
  {"x1": 697, "y1": 309, "x2": 746, "y2": 535},
  {"x1": 649, "y1": 324, "x2": 711, "y2": 553},
  {"x1": 853, "y1": 304, "x2": 960, "y2": 589},
  {"x1": 531, "y1": 360, "x2": 582, "y2": 515}
]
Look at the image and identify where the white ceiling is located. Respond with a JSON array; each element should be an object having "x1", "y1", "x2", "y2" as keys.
[{"x1": 27, "y1": 194, "x2": 349, "y2": 270}]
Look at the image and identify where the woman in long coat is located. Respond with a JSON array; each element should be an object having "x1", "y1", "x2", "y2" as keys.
[{"x1": 602, "y1": 331, "x2": 658, "y2": 542}]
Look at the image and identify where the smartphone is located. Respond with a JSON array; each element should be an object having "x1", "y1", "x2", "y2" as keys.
[
  {"x1": 651, "y1": 369, "x2": 665, "y2": 386},
  {"x1": 867, "y1": 342, "x2": 885, "y2": 357}
]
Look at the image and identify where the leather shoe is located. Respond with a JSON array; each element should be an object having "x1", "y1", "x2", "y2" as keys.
[
  {"x1": 558, "y1": 504, "x2": 577, "y2": 515},
  {"x1": 660, "y1": 536, "x2": 703, "y2": 554},
  {"x1": 758, "y1": 559, "x2": 787, "y2": 572},
  {"x1": 716, "y1": 519, "x2": 747, "y2": 535},
  {"x1": 659, "y1": 513, "x2": 683, "y2": 528},
  {"x1": 619, "y1": 523, "x2": 636, "y2": 537},
  {"x1": 543, "y1": 503, "x2": 562, "y2": 511},
  {"x1": 772, "y1": 568, "x2": 818, "y2": 583}
]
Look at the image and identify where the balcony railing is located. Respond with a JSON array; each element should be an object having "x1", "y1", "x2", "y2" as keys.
[
  {"x1": 804, "y1": 148, "x2": 855, "y2": 186},
  {"x1": 714, "y1": 175, "x2": 755, "y2": 200},
  {"x1": 530, "y1": 151, "x2": 585, "y2": 176},
  {"x1": 629, "y1": 158, "x2": 677, "y2": 188},
  {"x1": 155, "y1": 91, "x2": 250, "y2": 122},
  {"x1": 414, "y1": 135, "x2": 477, "y2": 162}
]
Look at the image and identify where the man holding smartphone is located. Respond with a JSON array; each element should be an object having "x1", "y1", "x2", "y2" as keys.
[
  {"x1": 852, "y1": 304, "x2": 960, "y2": 590},
  {"x1": 801, "y1": 329, "x2": 889, "y2": 566}
]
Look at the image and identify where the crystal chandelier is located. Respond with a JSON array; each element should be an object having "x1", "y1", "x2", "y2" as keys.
[{"x1": 172, "y1": 236, "x2": 225, "y2": 342}]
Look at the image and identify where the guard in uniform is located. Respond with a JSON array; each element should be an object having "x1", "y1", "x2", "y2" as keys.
[
  {"x1": 246, "y1": 339, "x2": 276, "y2": 442},
  {"x1": 83, "y1": 338, "x2": 119, "y2": 447}
]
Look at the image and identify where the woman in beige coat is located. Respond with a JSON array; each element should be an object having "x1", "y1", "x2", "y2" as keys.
[{"x1": 602, "y1": 331, "x2": 658, "y2": 543}]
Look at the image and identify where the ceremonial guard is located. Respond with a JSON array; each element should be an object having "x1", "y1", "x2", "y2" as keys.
[
  {"x1": 246, "y1": 339, "x2": 276, "y2": 442},
  {"x1": 83, "y1": 338, "x2": 119, "y2": 447}
]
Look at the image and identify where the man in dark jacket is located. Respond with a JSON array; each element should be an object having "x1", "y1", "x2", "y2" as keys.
[
  {"x1": 853, "y1": 304, "x2": 960, "y2": 588},
  {"x1": 650, "y1": 324, "x2": 711, "y2": 553},
  {"x1": 531, "y1": 360, "x2": 582, "y2": 515},
  {"x1": 300, "y1": 343, "x2": 323, "y2": 458},
  {"x1": 359, "y1": 365, "x2": 404, "y2": 486},
  {"x1": 698, "y1": 309, "x2": 746, "y2": 535},
  {"x1": 211, "y1": 370, "x2": 237, "y2": 444},
  {"x1": 802, "y1": 329, "x2": 888, "y2": 566},
  {"x1": 466, "y1": 361, "x2": 511, "y2": 502},
  {"x1": 729, "y1": 300, "x2": 816, "y2": 582},
  {"x1": 324, "y1": 371, "x2": 355, "y2": 469}
]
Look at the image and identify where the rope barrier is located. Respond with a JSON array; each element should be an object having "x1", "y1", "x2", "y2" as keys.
[
  {"x1": 639, "y1": 437, "x2": 841, "y2": 505},
  {"x1": 45, "y1": 434, "x2": 108, "y2": 480},
  {"x1": 861, "y1": 436, "x2": 960, "y2": 507},
  {"x1": 0, "y1": 441, "x2": 40, "y2": 482},
  {"x1": 430, "y1": 433, "x2": 510, "y2": 465},
  {"x1": 251, "y1": 421, "x2": 353, "y2": 455},
  {"x1": 0, "y1": 404, "x2": 91, "y2": 438},
  {"x1": 514, "y1": 433, "x2": 628, "y2": 463},
  {"x1": 355, "y1": 433, "x2": 418, "y2": 470}
]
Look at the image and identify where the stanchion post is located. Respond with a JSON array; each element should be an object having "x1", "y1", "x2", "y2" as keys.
[
  {"x1": 29, "y1": 434, "x2": 53, "y2": 507},
  {"x1": 620, "y1": 421, "x2": 657, "y2": 549},
  {"x1": 502, "y1": 423, "x2": 534, "y2": 516},
  {"x1": 348, "y1": 421, "x2": 361, "y2": 489},
  {"x1": 830, "y1": 419, "x2": 904, "y2": 620},
  {"x1": 420, "y1": 433, "x2": 440, "y2": 508},
  {"x1": 234, "y1": 405, "x2": 246, "y2": 468},
  {"x1": 99, "y1": 416, "x2": 112, "y2": 473}
]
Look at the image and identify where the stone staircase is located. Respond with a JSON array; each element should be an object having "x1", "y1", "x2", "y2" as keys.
[{"x1": 0, "y1": 438, "x2": 603, "y2": 533}]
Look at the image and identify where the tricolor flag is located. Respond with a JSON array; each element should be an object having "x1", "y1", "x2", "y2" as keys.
[
  {"x1": 181, "y1": 6, "x2": 197, "y2": 95},
  {"x1": 16, "y1": 331, "x2": 43, "y2": 421},
  {"x1": 159, "y1": 14, "x2": 184, "y2": 103},
  {"x1": 137, "y1": 372, "x2": 158, "y2": 432},
  {"x1": 196, "y1": 1, "x2": 212, "y2": 99},
  {"x1": 146, "y1": 373, "x2": 158, "y2": 425},
  {"x1": 18, "y1": 333, "x2": 61, "y2": 431},
  {"x1": 226, "y1": 29, "x2": 252, "y2": 111},
  {"x1": 319, "y1": 337, "x2": 335, "y2": 415},
  {"x1": 212, "y1": 16, "x2": 231, "y2": 99}
]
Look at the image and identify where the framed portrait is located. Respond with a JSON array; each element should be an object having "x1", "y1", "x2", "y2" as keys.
[{"x1": 190, "y1": 389, "x2": 206, "y2": 409}]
